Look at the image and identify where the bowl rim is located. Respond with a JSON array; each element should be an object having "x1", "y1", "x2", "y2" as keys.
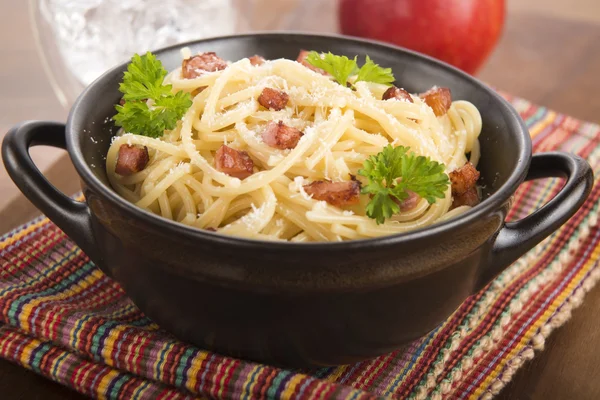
[{"x1": 66, "y1": 31, "x2": 531, "y2": 252}]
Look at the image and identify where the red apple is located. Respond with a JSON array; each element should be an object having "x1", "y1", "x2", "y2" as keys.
[{"x1": 338, "y1": 0, "x2": 505, "y2": 75}]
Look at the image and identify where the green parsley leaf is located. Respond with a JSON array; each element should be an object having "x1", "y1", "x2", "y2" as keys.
[
  {"x1": 358, "y1": 145, "x2": 450, "y2": 224},
  {"x1": 305, "y1": 52, "x2": 395, "y2": 87},
  {"x1": 113, "y1": 52, "x2": 192, "y2": 138},
  {"x1": 306, "y1": 51, "x2": 358, "y2": 86},
  {"x1": 355, "y1": 56, "x2": 395, "y2": 86}
]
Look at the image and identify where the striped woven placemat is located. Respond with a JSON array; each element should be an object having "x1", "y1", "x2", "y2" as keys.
[{"x1": 0, "y1": 95, "x2": 599, "y2": 399}]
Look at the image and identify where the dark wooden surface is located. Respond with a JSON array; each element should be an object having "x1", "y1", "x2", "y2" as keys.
[{"x1": 0, "y1": 0, "x2": 599, "y2": 399}]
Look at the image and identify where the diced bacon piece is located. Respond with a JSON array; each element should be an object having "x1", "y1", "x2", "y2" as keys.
[
  {"x1": 449, "y1": 162, "x2": 480, "y2": 196},
  {"x1": 420, "y1": 87, "x2": 452, "y2": 116},
  {"x1": 297, "y1": 50, "x2": 328, "y2": 75},
  {"x1": 115, "y1": 144, "x2": 149, "y2": 176},
  {"x1": 451, "y1": 186, "x2": 480, "y2": 209},
  {"x1": 303, "y1": 180, "x2": 361, "y2": 207},
  {"x1": 119, "y1": 97, "x2": 126, "y2": 106},
  {"x1": 394, "y1": 190, "x2": 420, "y2": 212},
  {"x1": 181, "y1": 52, "x2": 228, "y2": 79},
  {"x1": 215, "y1": 145, "x2": 254, "y2": 179},
  {"x1": 249, "y1": 55, "x2": 266, "y2": 66},
  {"x1": 382, "y1": 86, "x2": 414, "y2": 103},
  {"x1": 262, "y1": 121, "x2": 303, "y2": 150},
  {"x1": 258, "y1": 87, "x2": 289, "y2": 111}
]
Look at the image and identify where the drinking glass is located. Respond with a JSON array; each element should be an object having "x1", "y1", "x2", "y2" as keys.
[{"x1": 29, "y1": 0, "x2": 337, "y2": 108}]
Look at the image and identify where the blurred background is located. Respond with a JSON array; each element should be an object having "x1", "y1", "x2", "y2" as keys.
[{"x1": 1, "y1": 0, "x2": 599, "y2": 233}]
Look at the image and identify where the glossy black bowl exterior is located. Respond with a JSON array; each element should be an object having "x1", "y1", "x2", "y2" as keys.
[{"x1": 3, "y1": 33, "x2": 593, "y2": 368}]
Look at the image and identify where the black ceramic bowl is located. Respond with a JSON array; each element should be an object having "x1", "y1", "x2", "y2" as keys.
[{"x1": 2, "y1": 33, "x2": 593, "y2": 368}]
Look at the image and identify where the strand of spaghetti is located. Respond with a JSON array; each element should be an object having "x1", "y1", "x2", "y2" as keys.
[
  {"x1": 354, "y1": 81, "x2": 375, "y2": 100},
  {"x1": 271, "y1": 181, "x2": 314, "y2": 209},
  {"x1": 331, "y1": 151, "x2": 367, "y2": 164},
  {"x1": 180, "y1": 213, "x2": 196, "y2": 226},
  {"x1": 438, "y1": 205, "x2": 472, "y2": 222},
  {"x1": 299, "y1": 115, "x2": 337, "y2": 160},
  {"x1": 235, "y1": 122, "x2": 277, "y2": 165},
  {"x1": 194, "y1": 99, "x2": 258, "y2": 133},
  {"x1": 219, "y1": 185, "x2": 277, "y2": 237},
  {"x1": 390, "y1": 199, "x2": 430, "y2": 222},
  {"x1": 222, "y1": 196, "x2": 254, "y2": 221},
  {"x1": 276, "y1": 202, "x2": 336, "y2": 242},
  {"x1": 402, "y1": 99, "x2": 455, "y2": 163},
  {"x1": 263, "y1": 217, "x2": 290, "y2": 238},
  {"x1": 305, "y1": 211, "x2": 369, "y2": 225},
  {"x1": 148, "y1": 201, "x2": 160, "y2": 215},
  {"x1": 447, "y1": 106, "x2": 469, "y2": 170},
  {"x1": 346, "y1": 97, "x2": 438, "y2": 159},
  {"x1": 158, "y1": 192, "x2": 173, "y2": 220},
  {"x1": 432, "y1": 114, "x2": 455, "y2": 168},
  {"x1": 280, "y1": 221, "x2": 303, "y2": 240},
  {"x1": 271, "y1": 59, "x2": 337, "y2": 90},
  {"x1": 166, "y1": 68, "x2": 223, "y2": 90},
  {"x1": 167, "y1": 191, "x2": 183, "y2": 213},
  {"x1": 290, "y1": 232, "x2": 312, "y2": 242},
  {"x1": 355, "y1": 118, "x2": 382, "y2": 134},
  {"x1": 109, "y1": 134, "x2": 187, "y2": 158},
  {"x1": 136, "y1": 164, "x2": 191, "y2": 208},
  {"x1": 119, "y1": 167, "x2": 153, "y2": 185},
  {"x1": 201, "y1": 59, "x2": 252, "y2": 127},
  {"x1": 172, "y1": 181, "x2": 196, "y2": 215},
  {"x1": 180, "y1": 95, "x2": 243, "y2": 188},
  {"x1": 306, "y1": 109, "x2": 352, "y2": 169},
  {"x1": 332, "y1": 140, "x2": 359, "y2": 151},
  {"x1": 108, "y1": 180, "x2": 138, "y2": 203},
  {"x1": 197, "y1": 130, "x2": 238, "y2": 142},
  {"x1": 247, "y1": 109, "x2": 294, "y2": 124},
  {"x1": 470, "y1": 139, "x2": 481, "y2": 167},
  {"x1": 333, "y1": 157, "x2": 352, "y2": 179},
  {"x1": 353, "y1": 145, "x2": 384, "y2": 155},
  {"x1": 361, "y1": 81, "x2": 391, "y2": 100},
  {"x1": 323, "y1": 149, "x2": 336, "y2": 179},
  {"x1": 180, "y1": 176, "x2": 212, "y2": 211},
  {"x1": 380, "y1": 100, "x2": 425, "y2": 121},
  {"x1": 357, "y1": 196, "x2": 450, "y2": 237},
  {"x1": 454, "y1": 100, "x2": 482, "y2": 154},
  {"x1": 345, "y1": 126, "x2": 388, "y2": 147},
  {"x1": 142, "y1": 158, "x2": 178, "y2": 195},
  {"x1": 194, "y1": 196, "x2": 234, "y2": 229},
  {"x1": 297, "y1": 106, "x2": 315, "y2": 121},
  {"x1": 217, "y1": 86, "x2": 262, "y2": 110},
  {"x1": 252, "y1": 233, "x2": 287, "y2": 241},
  {"x1": 192, "y1": 140, "x2": 222, "y2": 151},
  {"x1": 289, "y1": 90, "x2": 349, "y2": 110},
  {"x1": 330, "y1": 223, "x2": 365, "y2": 240},
  {"x1": 286, "y1": 166, "x2": 324, "y2": 179}
]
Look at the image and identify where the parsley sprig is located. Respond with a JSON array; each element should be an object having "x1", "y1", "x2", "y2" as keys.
[
  {"x1": 306, "y1": 52, "x2": 395, "y2": 87},
  {"x1": 358, "y1": 145, "x2": 450, "y2": 224},
  {"x1": 113, "y1": 52, "x2": 192, "y2": 138}
]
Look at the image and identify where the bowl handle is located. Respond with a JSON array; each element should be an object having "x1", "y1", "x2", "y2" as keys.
[
  {"x1": 2, "y1": 121, "x2": 105, "y2": 273},
  {"x1": 477, "y1": 151, "x2": 594, "y2": 289}
]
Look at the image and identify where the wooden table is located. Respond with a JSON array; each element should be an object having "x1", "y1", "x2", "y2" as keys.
[{"x1": 1, "y1": 0, "x2": 599, "y2": 398}]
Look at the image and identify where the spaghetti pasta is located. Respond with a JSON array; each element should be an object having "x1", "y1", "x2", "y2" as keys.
[{"x1": 106, "y1": 49, "x2": 483, "y2": 242}]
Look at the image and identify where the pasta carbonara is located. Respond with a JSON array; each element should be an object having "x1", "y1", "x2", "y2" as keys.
[{"x1": 106, "y1": 49, "x2": 482, "y2": 242}]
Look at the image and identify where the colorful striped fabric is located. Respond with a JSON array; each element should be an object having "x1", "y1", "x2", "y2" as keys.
[{"x1": 1, "y1": 95, "x2": 599, "y2": 400}]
